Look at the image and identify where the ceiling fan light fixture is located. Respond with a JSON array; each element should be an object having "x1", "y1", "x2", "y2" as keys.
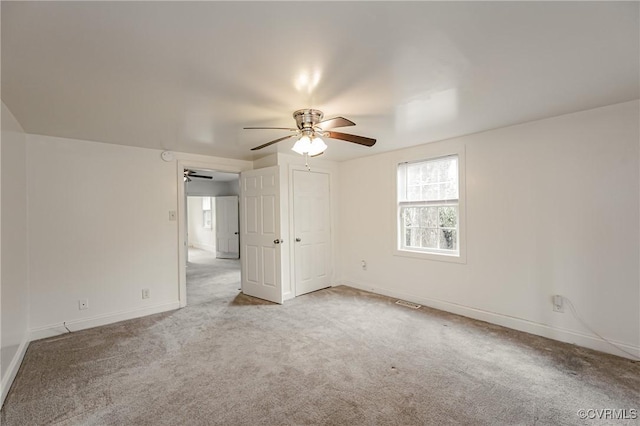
[
  {"x1": 291, "y1": 135, "x2": 312, "y2": 155},
  {"x1": 307, "y1": 136, "x2": 327, "y2": 156},
  {"x1": 291, "y1": 134, "x2": 327, "y2": 156}
]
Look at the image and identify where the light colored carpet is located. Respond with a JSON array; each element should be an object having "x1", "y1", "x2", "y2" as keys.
[
  {"x1": 185, "y1": 247, "x2": 241, "y2": 306},
  {"x1": 1, "y1": 253, "x2": 638, "y2": 425}
]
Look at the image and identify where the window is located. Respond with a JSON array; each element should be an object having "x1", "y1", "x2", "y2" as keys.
[
  {"x1": 202, "y1": 197, "x2": 212, "y2": 229},
  {"x1": 397, "y1": 155, "x2": 460, "y2": 257}
]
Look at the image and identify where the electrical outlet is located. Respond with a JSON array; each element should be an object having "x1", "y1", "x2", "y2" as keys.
[
  {"x1": 142, "y1": 288, "x2": 150, "y2": 299},
  {"x1": 361, "y1": 260, "x2": 367, "y2": 271},
  {"x1": 552, "y1": 295, "x2": 564, "y2": 313},
  {"x1": 78, "y1": 299, "x2": 88, "y2": 310}
]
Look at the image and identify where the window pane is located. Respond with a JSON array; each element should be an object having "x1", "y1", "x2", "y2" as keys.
[
  {"x1": 423, "y1": 184, "x2": 438, "y2": 201},
  {"x1": 410, "y1": 228, "x2": 420, "y2": 247},
  {"x1": 407, "y1": 165, "x2": 422, "y2": 185},
  {"x1": 417, "y1": 207, "x2": 426, "y2": 227},
  {"x1": 423, "y1": 228, "x2": 438, "y2": 249},
  {"x1": 426, "y1": 207, "x2": 438, "y2": 228},
  {"x1": 202, "y1": 197, "x2": 212, "y2": 210},
  {"x1": 439, "y1": 229, "x2": 457, "y2": 251},
  {"x1": 408, "y1": 185, "x2": 421, "y2": 201},
  {"x1": 403, "y1": 156, "x2": 458, "y2": 202},
  {"x1": 203, "y1": 210, "x2": 212, "y2": 229},
  {"x1": 402, "y1": 208, "x2": 415, "y2": 227},
  {"x1": 443, "y1": 182, "x2": 458, "y2": 199},
  {"x1": 439, "y1": 206, "x2": 457, "y2": 228}
]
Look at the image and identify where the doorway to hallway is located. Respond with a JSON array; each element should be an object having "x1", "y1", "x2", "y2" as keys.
[
  {"x1": 183, "y1": 169, "x2": 241, "y2": 306},
  {"x1": 186, "y1": 247, "x2": 240, "y2": 305}
]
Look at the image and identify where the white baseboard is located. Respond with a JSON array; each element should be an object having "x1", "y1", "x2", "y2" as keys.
[
  {"x1": 1, "y1": 335, "x2": 29, "y2": 409},
  {"x1": 342, "y1": 280, "x2": 640, "y2": 360},
  {"x1": 30, "y1": 301, "x2": 180, "y2": 341}
]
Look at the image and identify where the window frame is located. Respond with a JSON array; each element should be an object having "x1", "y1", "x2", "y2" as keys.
[{"x1": 393, "y1": 145, "x2": 466, "y2": 264}]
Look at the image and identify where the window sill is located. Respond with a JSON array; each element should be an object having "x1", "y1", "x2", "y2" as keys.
[{"x1": 393, "y1": 248, "x2": 466, "y2": 264}]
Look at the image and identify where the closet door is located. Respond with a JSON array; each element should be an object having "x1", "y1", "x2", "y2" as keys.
[{"x1": 293, "y1": 170, "x2": 331, "y2": 296}]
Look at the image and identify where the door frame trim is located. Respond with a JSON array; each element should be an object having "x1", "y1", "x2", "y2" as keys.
[{"x1": 177, "y1": 159, "x2": 246, "y2": 308}]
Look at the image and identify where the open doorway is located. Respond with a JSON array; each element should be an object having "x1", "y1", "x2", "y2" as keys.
[{"x1": 184, "y1": 169, "x2": 241, "y2": 306}]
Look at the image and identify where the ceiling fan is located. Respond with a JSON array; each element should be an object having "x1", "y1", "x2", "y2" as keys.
[
  {"x1": 244, "y1": 109, "x2": 376, "y2": 156},
  {"x1": 184, "y1": 169, "x2": 213, "y2": 182}
]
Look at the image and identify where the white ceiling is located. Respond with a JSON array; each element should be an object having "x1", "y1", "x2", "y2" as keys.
[{"x1": 2, "y1": 2, "x2": 638, "y2": 162}]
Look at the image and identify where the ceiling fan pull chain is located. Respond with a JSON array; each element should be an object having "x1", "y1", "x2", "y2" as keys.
[{"x1": 305, "y1": 153, "x2": 311, "y2": 171}]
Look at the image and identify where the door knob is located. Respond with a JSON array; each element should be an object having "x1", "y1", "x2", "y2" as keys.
[
  {"x1": 273, "y1": 239, "x2": 282, "y2": 244},
  {"x1": 295, "y1": 238, "x2": 301, "y2": 242},
  {"x1": 234, "y1": 232, "x2": 238, "y2": 235}
]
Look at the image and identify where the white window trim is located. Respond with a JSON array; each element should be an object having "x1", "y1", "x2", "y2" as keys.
[{"x1": 392, "y1": 144, "x2": 466, "y2": 264}]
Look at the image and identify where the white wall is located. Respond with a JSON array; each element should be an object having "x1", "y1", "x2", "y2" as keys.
[
  {"x1": 26, "y1": 135, "x2": 252, "y2": 338},
  {"x1": 337, "y1": 100, "x2": 640, "y2": 359},
  {"x1": 27, "y1": 135, "x2": 180, "y2": 337},
  {"x1": 1, "y1": 102, "x2": 29, "y2": 404},
  {"x1": 226, "y1": 179, "x2": 240, "y2": 197},
  {"x1": 187, "y1": 196, "x2": 215, "y2": 252}
]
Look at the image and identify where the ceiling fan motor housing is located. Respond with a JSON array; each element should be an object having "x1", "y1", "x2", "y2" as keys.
[{"x1": 293, "y1": 109, "x2": 324, "y2": 131}]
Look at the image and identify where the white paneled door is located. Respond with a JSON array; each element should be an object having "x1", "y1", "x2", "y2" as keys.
[
  {"x1": 215, "y1": 196, "x2": 239, "y2": 259},
  {"x1": 240, "y1": 166, "x2": 284, "y2": 304},
  {"x1": 293, "y1": 170, "x2": 331, "y2": 296}
]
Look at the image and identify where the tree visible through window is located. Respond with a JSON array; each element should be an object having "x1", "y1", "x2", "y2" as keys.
[{"x1": 397, "y1": 155, "x2": 459, "y2": 255}]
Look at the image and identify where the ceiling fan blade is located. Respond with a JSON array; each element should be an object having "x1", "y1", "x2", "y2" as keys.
[
  {"x1": 316, "y1": 117, "x2": 355, "y2": 130},
  {"x1": 310, "y1": 151, "x2": 324, "y2": 158},
  {"x1": 190, "y1": 175, "x2": 213, "y2": 179},
  {"x1": 326, "y1": 131, "x2": 376, "y2": 147},
  {"x1": 251, "y1": 134, "x2": 295, "y2": 151},
  {"x1": 244, "y1": 127, "x2": 297, "y2": 131}
]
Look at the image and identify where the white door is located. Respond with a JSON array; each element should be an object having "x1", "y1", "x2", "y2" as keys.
[
  {"x1": 293, "y1": 170, "x2": 331, "y2": 296},
  {"x1": 216, "y1": 196, "x2": 239, "y2": 259},
  {"x1": 240, "y1": 166, "x2": 284, "y2": 304}
]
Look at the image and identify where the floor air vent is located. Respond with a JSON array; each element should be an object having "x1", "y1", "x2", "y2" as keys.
[{"x1": 395, "y1": 300, "x2": 421, "y2": 309}]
